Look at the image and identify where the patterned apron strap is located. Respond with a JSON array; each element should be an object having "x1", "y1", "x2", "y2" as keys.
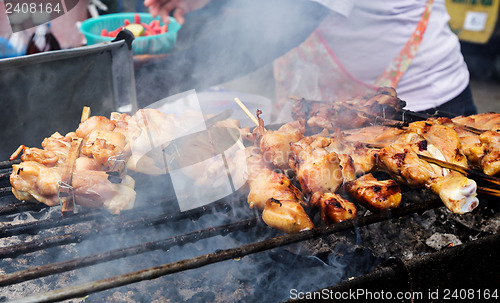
[{"x1": 375, "y1": 0, "x2": 434, "y2": 88}]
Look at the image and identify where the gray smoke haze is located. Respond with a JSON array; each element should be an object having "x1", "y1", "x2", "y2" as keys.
[{"x1": 135, "y1": 0, "x2": 329, "y2": 107}]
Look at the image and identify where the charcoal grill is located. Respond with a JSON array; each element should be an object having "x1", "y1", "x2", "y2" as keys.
[{"x1": 1, "y1": 154, "x2": 499, "y2": 302}]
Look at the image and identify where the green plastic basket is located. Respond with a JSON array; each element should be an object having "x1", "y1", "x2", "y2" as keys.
[{"x1": 80, "y1": 13, "x2": 181, "y2": 55}]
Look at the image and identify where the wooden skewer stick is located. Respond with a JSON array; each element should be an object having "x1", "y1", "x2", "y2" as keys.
[
  {"x1": 416, "y1": 154, "x2": 500, "y2": 187},
  {"x1": 397, "y1": 109, "x2": 485, "y2": 135},
  {"x1": 477, "y1": 186, "x2": 500, "y2": 198},
  {"x1": 9, "y1": 145, "x2": 25, "y2": 161},
  {"x1": 358, "y1": 142, "x2": 500, "y2": 187},
  {"x1": 291, "y1": 95, "x2": 485, "y2": 135},
  {"x1": 59, "y1": 107, "x2": 91, "y2": 214},
  {"x1": 234, "y1": 98, "x2": 260, "y2": 127},
  {"x1": 81, "y1": 106, "x2": 91, "y2": 123}
]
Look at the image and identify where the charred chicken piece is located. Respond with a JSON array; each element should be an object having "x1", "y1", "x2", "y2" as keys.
[
  {"x1": 255, "y1": 118, "x2": 306, "y2": 169},
  {"x1": 377, "y1": 144, "x2": 479, "y2": 214},
  {"x1": 10, "y1": 161, "x2": 136, "y2": 214},
  {"x1": 289, "y1": 137, "x2": 344, "y2": 196},
  {"x1": 262, "y1": 198, "x2": 314, "y2": 233},
  {"x1": 292, "y1": 87, "x2": 405, "y2": 131},
  {"x1": 345, "y1": 173, "x2": 402, "y2": 211},
  {"x1": 326, "y1": 131, "x2": 378, "y2": 177},
  {"x1": 310, "y1": 192, "x2": 357, "y2": 224},
  {"x1": 429, "y1": 171, "x2": 479, "y2": 214},
  {"x1": 428, "y1": 117, "x2": 500, "y2": 175},
  {"x1": 452, "y1": 112, "x2": 500, "y2": 131},
  {"x1": 407, "y1": 121, "x2": 468, "y2": 168},
  {"x1": 478, "y1": 130, "x2": 500, "y2": 176},
  {"x1": 247, "y1": 168, "x2": 304, "y2": 210}
]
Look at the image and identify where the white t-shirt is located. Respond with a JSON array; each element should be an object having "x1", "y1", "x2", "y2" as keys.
[{"x1": 311, "y1": 0, "x2": 469, "y2": 111}]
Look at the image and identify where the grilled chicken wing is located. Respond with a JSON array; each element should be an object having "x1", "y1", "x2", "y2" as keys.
[
  {"x1": 247, "y1": 168, "x2": 304, "y2": 210},
  {"x1": 377, "y1": 144, "x2": 478, "y2": 214},
  {"x1": 345, "y1": 173, "x2": 402, "y2": 211},
  {"x1": 407, "y1": 121, "x2": 468, "y2": 168},
  {"x1": 452, "y1": 112, "x2": 500, "y2": 131},
  {"x1": 262, "y1": 198, "x2": 314, "y2": 233},
  {"x1": 293, "y1": 87, "x2": 405, "y2": 131},
  {"x1": 310, "y1": 192, "x2": 357, "y2": 224},
  {"x1": 257, "y1": 119, "x2": 306, "y2": 169},
  {"x1": 479, "y1": 130, "x2": 500, "y2": 176},
  {"x1": 289, "y1": 137, "x2": 344, "y2": 196},
  {"x1": 10, "y1": 161, "x2": 136, "y2": 214},
  {"x1": 429, "y1": 171, "x2": 479, "y2": 214}
]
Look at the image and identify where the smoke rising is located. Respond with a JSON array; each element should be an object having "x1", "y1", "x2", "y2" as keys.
[{"x1": 134, "y1": 0, "x2": 329, "y2": 107}]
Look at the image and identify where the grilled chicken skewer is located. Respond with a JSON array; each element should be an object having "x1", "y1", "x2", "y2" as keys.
[
  {"x1": 236, "y1": 99, "x2": 358, "y2": 230},
  {"x1": 245, "y1": 146, "x2": 314, "y2": 233},
  {"x1": 377, "y1": 143, "x2": 479, "y2": 214},
  {"x1": 290, "y1": 87, "x2": 406, "y2": 131}
]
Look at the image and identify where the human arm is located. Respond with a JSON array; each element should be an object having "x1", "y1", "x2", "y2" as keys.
[
  {"x1": 144, "y1": 0, "x2": 210, "y2": 24},
  {"x1": 135, "y1": 0, "x2": 330, "y2": 107}
]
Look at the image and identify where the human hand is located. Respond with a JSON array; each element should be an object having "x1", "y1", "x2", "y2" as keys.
[{"x1": 144, "y1": 0, "x2": 210, "y2": 25}]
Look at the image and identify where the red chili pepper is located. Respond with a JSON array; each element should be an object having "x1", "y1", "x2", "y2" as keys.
[
  {"x1": 108, "y1": 27, "x2": 122, "y2": 37},
  {"x1": 134, "y1": 14, "x2": 141, "y2": 24},
  {"x1": 124, "y1": 19, "x2": 130, "y2": 26},
  {"x1": 160, "y1": 25, "x2": 168, "y2": 34},
  {"x1": 141, "y1": 22, "x2": 153, "y2": 34},
  {"x1": 101, "y1": 29, "x2": 108, "y2": 37}
]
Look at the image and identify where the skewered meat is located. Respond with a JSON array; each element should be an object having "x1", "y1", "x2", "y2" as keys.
[
  {"x1": 326, "y1": 131, "x2": 378, "y2": 177},
  {"x1": 10, "y1": 161, "x2": 136, "y2": 214},
  {"x1": 452, "y1": 112, "x2": 500, "y2": 131},
  {"x1": 256, "y1": 119, "x2": 306, "y2": 169},
  {"x1": 261, "y1": 198, "x2": 314, "y2": 233},
  {"x1": 247, "y1": 168, "x2": 303, "y2": 210},
  {"x1": 345, "y1": 173, "x2": 402, "y2": 211},
  {"x1": 310, "y1": 192, "x2": 357, "y2": 224},
  {"x1": 20, "y1": 147, "x2": 59, "y2": 167},
  {"x1": 292, "y1": 87, "x2": 406, "y2": 131},
  {"x1": 421, "y1": 117, "x2": 499, "y2": 176},
  {"x1": 289, "y1": 137, "x2": 344, "y2": 196},
  {"x1": 479, "y1": 130, "x2": 500, "y2": 176},
  {"x1": 377, "y1": 143, "x2": 478, "y2": 214},
  {"x1": 407, "y1": 121, "x2": 468, "y2": 168},
  {"x1": 76, "y1": 116, "x2": 116, "y2": 138},
  {"x1": 81, "y1": 129, "x2": 128, "y2": 168},
  {"x1": 342, "y1": 125, "x2": 409, "y2": 146},
  {"x1": 429, "y1": 171, "x2": 479, "y2": 214}
]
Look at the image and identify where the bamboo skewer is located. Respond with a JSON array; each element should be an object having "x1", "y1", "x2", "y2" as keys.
[
  {"x1": 290, "y1": 96, "x2": 486, "y2": 135},
  {"x1": 477, "y1": 186, "x2": 500, "y2": 197},
  {"x1": 242, "y1": 96, "x2": 500, "y2": 197},
  {"x1": 398, "y1": 109, "x2": 485, "y2": 135},
  {"x1": 9, "y1": 145, "x2": 25, "y2": 161},
  {"x1": 360, "y1": 142, "x2": 500, "y2": 188},
  {"x1": 290, "y1": 96, "x2": 408, "y2": 128},
  {"x1": 59, "y1": 107, "x2": 91, "y2": 214},
  {"x1": 234, "y1": 98, "x2": 260, "y2": 127},
  {"x1": 416, "y1": 154, "x2": 500, "y2": 187}
]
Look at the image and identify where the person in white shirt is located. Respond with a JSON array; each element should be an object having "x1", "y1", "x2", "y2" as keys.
[{"x1": 140, "y1": 0, "x2": 477, "y2": 117}]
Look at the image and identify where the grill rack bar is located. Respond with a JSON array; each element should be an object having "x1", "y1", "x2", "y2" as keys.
[
  {"x1": 0, "y1": 209, "x2": 100, "y2": 239},
  {"x1": 13, "y1": 198, "x2": 442, "y2": 303},
  {"x1": 0, "y1": 200, "x2": 45, "y2": 216},
  {"x1": 0, "y1": 200, "x2": 233, "y2": 259},
  {"x1": 0, "y1": 159, "x2": 20, "y2": 170},
  {"x1": 0, "y1": 217, "x2": 259, "y2": 288},
  {"x1": 0, "y1": 195, "x2": 180, "y2": 239}
]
